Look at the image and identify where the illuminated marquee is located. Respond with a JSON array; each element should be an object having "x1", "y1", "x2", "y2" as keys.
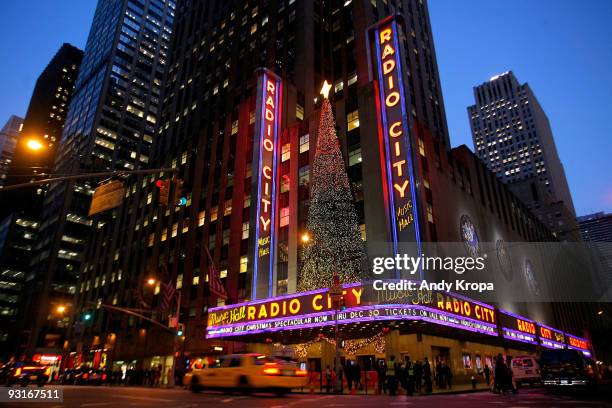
[
  {"x1": 499, "y1": 310, "x2": 538, "y2": 345},
  {"x1": 369, "y1": 16, "x2": 422, "y2": 277},
  {"x1": 566, "y1": 333, "x2": 591, "y2": 357},
  {"x1": 538, "y1": 323, "x2": 565, "y2": 350},
  {"x1": 206, "y1": 284, "x2": 499, "y2": 339},
  {"x1": 250, "y1": 69, "x2": 282, "y2": 299}
]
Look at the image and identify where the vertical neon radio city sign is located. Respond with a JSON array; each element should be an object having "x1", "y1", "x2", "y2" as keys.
[
  {"x1": 251, "y1": 69, "x2": 281, "y2": 299},
  {"x1": 368, "y1": 16, "x2": 422, "y2": 278}
]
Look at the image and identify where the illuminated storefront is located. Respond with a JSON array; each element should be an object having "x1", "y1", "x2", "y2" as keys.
[{"x1": 206, "y1": 283, "x2": 592, "y2": 361}]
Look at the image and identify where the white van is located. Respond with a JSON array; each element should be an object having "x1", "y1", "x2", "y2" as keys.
[{"x1": 510, "y1": 355, "x2": 540, "y2": 387}]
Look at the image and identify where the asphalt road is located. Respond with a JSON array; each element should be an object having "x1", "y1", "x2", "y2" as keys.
[{"x1": 2, "y1": 385, "x2": 612, "y2": 408}]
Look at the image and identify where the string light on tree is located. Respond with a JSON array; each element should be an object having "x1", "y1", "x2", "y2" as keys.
[{"x1": 298, "y1": 82, "x2": 366, "y2": 291}]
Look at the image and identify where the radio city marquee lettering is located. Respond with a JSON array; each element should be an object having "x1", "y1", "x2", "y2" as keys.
[
  {"x1": 538, "y1": 324, "x2": 565, "y2": 349},
  {"x1": 208, "y1": 284, "x2": 364, "y2": 328},
  {"x1": 251, "y1": 69, "x2": 282, "y2": 299},
  {"x1": 366, "y1": 284, "x2": 496, "y2": 325},
  {"x1": 566, "y1": 333, "x2": 591, "y2": 357},
  {"x1": 499, "y1": 310, "x2": 538, "y2": 345},
  {"x1": 206, "y1": 284, "x2": 498, "y2": 339},
  {"x1": 370, "y1": 16, "x2": 422, "y2": 271}
]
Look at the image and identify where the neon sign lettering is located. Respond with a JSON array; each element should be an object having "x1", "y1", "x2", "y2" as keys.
[
  {"x1": 370, "y1": 17, "x2": 422, "y2": 278},
  {"x1": 251, "y1": 69, "x2": 281, "y2": 299}
]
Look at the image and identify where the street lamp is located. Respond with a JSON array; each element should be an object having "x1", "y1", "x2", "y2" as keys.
[
  {"x1": 56, "y1": 305, "x2": 66, "y2": 314},
  {"x1": 26, "y1": 139, "x2": 44, "y2": 151},
  {"x1": 146, "y1": 277, "x2": 157, "y2": 286},
  {"x1": 301, "y1": 232, "x2": 310, "y2": 243}
]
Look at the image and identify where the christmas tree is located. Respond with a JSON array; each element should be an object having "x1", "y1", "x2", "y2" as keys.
[{"x1": 298, "y1": 82, "x2": 366, "y2": 291}]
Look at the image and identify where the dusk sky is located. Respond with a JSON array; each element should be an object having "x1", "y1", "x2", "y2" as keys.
[{"x1": 0, "y1": 0, "x2": 610, "y2": 215}]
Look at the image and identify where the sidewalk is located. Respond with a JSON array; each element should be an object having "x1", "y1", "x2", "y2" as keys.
[{"x1": 299, "y1": 382, "x2": 490, "y2": 396}]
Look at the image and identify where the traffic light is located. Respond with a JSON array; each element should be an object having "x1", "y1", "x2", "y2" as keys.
[
  {"x1": 172, "y1": 178, "x2": 186, "y2": 207},
  {"x1": 156, "y1": 179, "x2": 170, "y2": 207},
  {"x1": 83, "y1": 312, "x2": 92, "y2": 321},
  {"x1": 177, "y1": 323, "x2": 185, "y2": 336}
]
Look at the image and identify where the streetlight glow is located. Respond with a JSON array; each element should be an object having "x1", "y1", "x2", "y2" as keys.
[
  {"x1": 26, "y1": 139, "x2": 44, "y2": 151},
  {"x1": 56, "y1": 305, "x2": 66, "y2": 314},
  {"x1": 146, "y1": 277, "x2": 156, "y2": 286},
  {"x1": 301, "y1": 233, "x2": 310, "y2": 243}
]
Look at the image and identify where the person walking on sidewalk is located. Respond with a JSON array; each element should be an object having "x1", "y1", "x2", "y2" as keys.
[
  {"x1": 377, "y1": 360, "x2": 387, "y2": 394},
  {"x1": 484, "y1": 364, "x2": 490, "y2": 387},
  {"x1": 423, "y1": 357, "x2": 432, "y2": 393},
  {"x1": 386, "y1": 355, "x2": 398, "y2": 396},
  {"x1": 414, "y1": 360, "x2": 423, "y2": 393},
  {"x1": 443, "y1": 362, "x2": 452, "y2": 389},
  {"x1": 325, "y1": 365, "x2": 333, "y2": 393}
]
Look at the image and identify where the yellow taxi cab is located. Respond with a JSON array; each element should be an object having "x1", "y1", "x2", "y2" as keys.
[{"x1": 184, "y1": 353, "x2": 308, "y2": 396}]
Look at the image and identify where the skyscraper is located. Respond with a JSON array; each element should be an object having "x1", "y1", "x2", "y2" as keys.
[
  {"x1": 0, "y1": 115, "x2": 24, "y2": 188},
  {"x1": 579, "y1": 212, "x2": 612, "y2": 290},
  {"x1": 19, "y1": 0, "x2": 175, "y2": 357},
  {"x1": 1, "y1": 44, "x2": 83, "y2": 219},
  {"x1": 468, "y1": 71, "x2": 577, "y2": 239}
]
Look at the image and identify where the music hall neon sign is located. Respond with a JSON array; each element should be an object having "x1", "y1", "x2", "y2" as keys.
[
  {"x1": 251, "y1": 69, "x2": 281, "y2": 299},
  {"x1": 370, "y1": 16, "x2": 422, "y2": 277}
]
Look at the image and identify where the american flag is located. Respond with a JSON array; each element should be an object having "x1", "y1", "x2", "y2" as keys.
[
  {"x1": 160, "y1": 280, "x2": 177, "y2": 312},
  {"x1": 205, "y1": 246, "x2": 227, "y2": 300}
]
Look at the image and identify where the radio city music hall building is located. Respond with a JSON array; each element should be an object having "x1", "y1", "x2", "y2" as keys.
[{"x1": 72, "y1": 1, "x2": 594, "y2": 380}]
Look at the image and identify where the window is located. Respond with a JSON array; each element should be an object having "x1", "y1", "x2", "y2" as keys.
[
  {"x1": 359, "y1": 224, "x2": 366, "y2": 241},
  {"x1": 280, "y1": 207, "x2": 289, "y2": 227},
  {"x1": 296, "y1": 104, "x2": 304, "y2": 121},
  {"x1": 348, "y1": 148, "x2": 361, "y2": 166},
  {"x1": 176, "y1": 274, "x2": 183, "y2": 289},
  {"x1": 334, "y1": 80, "x2": 344, "y2": 93},
  {"x1": 347, "y1": 72, "x2": 358, "y2": 86},
  {"x1": 210, "y1": 206, "x2": 218, "y2": 221},
  {"x1": 240, "y1": 256, "x2": 248, "y2": 273},
  {"x1": 299, "y1": 166, "x2": 309, "y2": 185},
  {"x1": 198, "y1": 210, "x2": 206, "y2": 226},
  {"x1": 418, "y1": 138, "x2": 425, "y2": 156},
  {"x1": 347, "y1": 110, "x2": 359, "y2": 131},
  {"x1": 299, "y1": 134, "x2": 309, "y2": 153},
  {"x1": 231, "y1": 120, "x2": 239, "y2": 135},
  {"x1": 220, "y1": 269, "x2": 228, "y2": 278},
  {"x1": 224, "y1": 200, "x2": 232, "y2": 216},
  {"x1": 281, "y1": 144, "x2": 290, "y2": 162},
  {"x1": 242, "y1": 222, "x2": 249, "y2": 239},
  {"x1": 427, "y1": 204, "x2": 434, "y2": 223}
]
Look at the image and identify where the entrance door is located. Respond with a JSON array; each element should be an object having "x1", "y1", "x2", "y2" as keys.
[{"x1": 431, "y1": 346, "x2": 450, "y2": 365}]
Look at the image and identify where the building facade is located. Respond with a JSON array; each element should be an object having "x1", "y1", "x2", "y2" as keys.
[
  {"x1": 63, "y1": 0, "x2": 600, "y2": 382},
  {"x1": 17, "y1": 0, "x2": 176, "y2": 358},
  {"x1": 0, "y1": 115, "x2": 24, "y2": 189},
  {"x1": 467, "y1": 71, "x2": 578, "y2": 241}
]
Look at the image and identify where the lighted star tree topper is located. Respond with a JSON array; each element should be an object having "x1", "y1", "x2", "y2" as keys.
[{"x1": 297, "y1": 81, "x2": 366, "y2": 291}]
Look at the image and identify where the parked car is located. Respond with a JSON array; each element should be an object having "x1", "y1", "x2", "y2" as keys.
[
  {"x1": 0, "y1": 361, "x2": 51, "y2": 387},
  {"x1": 539, "y1": 349, "x2": 600, "y2": 390},
  {"x1": 59, "y1": 367, "x2": 107, "y2": 385},
  {"x1": 510, "y1": 355, "x2": 540, "y2": 387},
  {"x1": 185, "y1": 353, "x2": 308, "y2": 396}
]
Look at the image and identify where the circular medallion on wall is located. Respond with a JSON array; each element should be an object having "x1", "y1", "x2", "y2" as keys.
[
  {"x1": 523, "y1": 259, "x2": 540, "y2": 296},
  {"x1": 496, "y1": 239, "x2": 513, "y2": 282},
  {"x1": 459, "y1": 214, "x2": 480, "y2": 258}
]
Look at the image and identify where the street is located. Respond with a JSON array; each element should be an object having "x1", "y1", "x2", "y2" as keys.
[{"x1": 3, "y1": 386, "x2": 612, "y2": 408}]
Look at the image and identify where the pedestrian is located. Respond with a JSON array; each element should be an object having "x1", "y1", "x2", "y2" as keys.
[
  {"x1": 386, "y1": 355, "x2": 398, "y2": 396},
  {"x1": 345, "y1": 360, "x2": 355, "y2": 392},
  {"x1": 484, "y1": 364, "x2": 490, "y2": 386},
  {"x1": 414, "y1": 360, "x2": 423, "y2": 393},
  {"x1": 436, "y1": 359, "x2": 444, "y2": 389},
  {"x1": 443, "y1": 362, "x2": 452, "y2": 389},
  {"x1": 494, "y1": 354, "x2": 506, "y2": 393},
  {"x1": 377, "y1": 360, "x2": 387, "y2": 394},
  {"x1": 325, "y1": 365, "x2": 333, "y2": 393},
  {"x1": 354, "y1": 362, "x2": 362, "y2": 391},
  {"x1": 405, "y1": 356, "x2": 414, "y2": 396},
  {"x1": 423, "y1": 357, "x2": 432, "y2": 393}
]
